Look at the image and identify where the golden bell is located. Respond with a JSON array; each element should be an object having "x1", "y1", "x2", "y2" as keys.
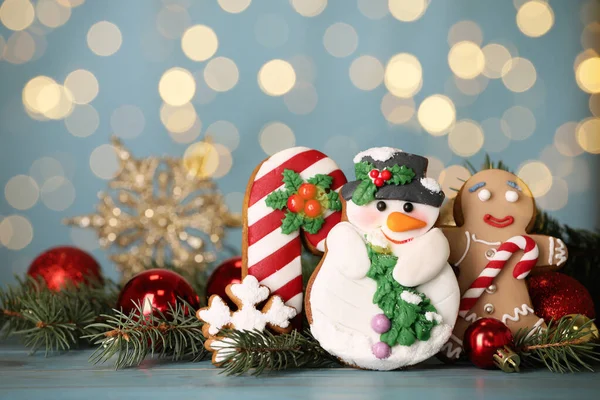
[
  {"x1": 493, "y1": 345, "x2": 521, "y2": 373},
  {"x1": 564, "y1": 314, "x2": 599, "y2": 343}
]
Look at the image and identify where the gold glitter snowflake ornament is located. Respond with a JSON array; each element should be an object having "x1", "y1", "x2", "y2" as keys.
[{"x1": 64, "y1": 137, "x2": 241, "y2": 282}]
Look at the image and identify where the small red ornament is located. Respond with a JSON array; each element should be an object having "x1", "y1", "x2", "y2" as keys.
[
  {"x1": 528, "y1": 272, "x2": 595, "y2": 322},
  {"x1": 298, "y1": 183, "x2": 317, "y2": 200},
  {"x1": 304, "y1": 199, "x2": 322, "y2": 218},
  {"x1": 464, "y1": 318, "x2": 520, "y2": 372},
  {"x1": 381, "y1": 169, "x2": 392, "y2": 181},
  {"x1": 369, "y1": 169, "x2": 380, "y2": 179},
  {"x1": 27, "y1": 246, "x2": 103, "y2": 291},
  {"x1": 206, "y1": 257, "x2": 242, "y2": 308},
  {"x1": 117, "y1": 269, "x2": 199, "y2": 318},
  {"x1": 374, "y1": 178, "x2": 384, "y2": 187},
  {"x1": 287, "y1": 194, "x2": 305, "y2": 213}
]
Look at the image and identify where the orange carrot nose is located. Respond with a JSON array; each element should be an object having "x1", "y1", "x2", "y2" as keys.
[{"x1": 386, "y1": 212, "x2": 427, "y2": 232}]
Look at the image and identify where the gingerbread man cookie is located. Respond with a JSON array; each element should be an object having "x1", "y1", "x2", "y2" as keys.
[
  {"x1": 197, "y1": 275, "x2": 297, "y2": 365},
  {"x1": 440, "y1": 169, "x2": 568, "y2": 360}
]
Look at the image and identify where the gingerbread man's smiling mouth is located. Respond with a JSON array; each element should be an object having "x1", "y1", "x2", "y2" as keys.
[{"x1": 483, "y1": 214, "x2": 515, "y2": 228}]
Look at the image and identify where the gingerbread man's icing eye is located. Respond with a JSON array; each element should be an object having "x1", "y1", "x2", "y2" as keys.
[
  {"x1": 478, "y1": 189, "x2": 491, "y2": 202},
  {"x1": 505, "y1": 190, "x2": 519, "y2": 203}
]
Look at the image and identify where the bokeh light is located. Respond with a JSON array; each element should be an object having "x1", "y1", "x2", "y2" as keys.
[
  {"x1": 439, "y1": 165, "x2": 471, "y2": 199},
  {"x1": 323, "y1": 22, "x2": 358, "y2": 58},
  {"x1": 501, "y1": 105, "x2": 536, "y2": 140},
  {"x1": 3, "y1": 31, "x2": 35, "y2": 64},
  {"x1": 204, "y1": 57, "x2": 239, "y2": 92},
  {"x1": 183, "y1": 141, "x2": 219, "y2": 178},
  {"x1": 540, "y1": 145, "x2": 573, "y2": 178},
  {"x1": 255, "y1": 14, "x2": 289, "y2": 48},
  {"x1": 111, "y1": 105, "x2": 146, "y2": 138},
  {"x1": 448, "y1": 41, "x2": 485, "y2": 79},
  {"x1": 448, "y1": 119, "x2": 484, "y2": 156},
  {"x1": 517, "y1": 160, "x2": 553, "y2": 197},
  {"x1": 87, "y1": 21, "x2": 122, "y2": 56},
  {"x1": 350, "y1": 55, "x2": 384, "y2": 91},
  {"x1": 537, "y1": 177, "x2": 568, "y2": 211},
  {"x1": 211, "y1": 144, "x2": 233, "y2": 179},
  {"x1": 258, "y1": 59, "x2": 296, "y2": 96},
  {"x1": 554, "y1": 121, "x2": 584, "y2": 157},
  {"x1": 284, "y1": 82, "x2": 318, "y2": 115},
  {"x1": 358, "y1": 0, "x2": 388, "y2": 20},
  {"x1": 89, "y1": 144, "x2": 122, "y2": 180},
  {"x1": 289, "y1": 54, "x2": 316, "y2": 83},
  {"x1": 4, "y1": 175, "x2": 39, "y2": 210},
  {"x1": 454, "y1": 75, "x2": 489, "y2": 96},
  {"x1": 218, "y1": 0, "x2": 251, "y2": 14},
  {"x1": 425, "y1": 156, "x2": 444, "y2": 180},
  {"x1": 43, "y1": 85, "x2": 74, "y2": 120},
  {"x1": 388, "y1": 0, "x2": 429, "y2": 22},
  {"x1": 29, "y1": 157, "x2": 65, "y2": 187},
  {"x1": 380, "y1": 93, "x2": 415, "y2": 124},
  {"x1": 159, "y1": 67, "x2": 196, "y2": 106},
  {"x1": 576, "y1": 117, "x2": 600, "y2": 154},
  {"x1": 193, "y1": 73, "x2": 217, "y2": 105},
  {"x1": 181, "y1": 25, "x2": 218, "y2": 62},
  {"x1": 581, "y1": 22, "x2": 600, "y2": 52},
  {"x1": 0, "y1": 215, "x2": 33, "y2": 250},
  {"x1": 168, "y1": 118, "x2": 201, "y2": 144},
  {"x1": 448, "y1": 20, "x2": 483, "y2": 46},
  {"x1": 65, "y1": 104, "x2": 99, "y2": 137},
  {"x1": 516, "y1": 0, "x2": 554, "y2": 38},
  {"x1": 0, "y1": 0, "x2": 35, "y2": 31},
  {"x1": 160, "y1": 102, "x2": 197, "y2": 134},
  {"x1": 156, "y1": 4, "x2": 191, "y2": 39},
  {"x1": 36, "y1": 0, "x2": 71, "y2": 28},
  {"x1": 205, "y1": 120, "x2": 240, "y2": 151},
  {"x1": 502, "y1": 57, "x2": 537, "y2": 92},
  {"x1": 384, "y1": 53, "x2": 422, "y2": 97},
  {"x1": 291, "y1": 0, "x2": 327, "y2": 17},
  {"x1": 590, "y1": 93, "x2": 600, "y2": 117},
  {"x1": 417, "y1": 95, "x2": 456, "y2": 136},
  {"x1": 481, "y1": 117, "x2": 510, "y2": 153},
  {"x1": 64, "y1": 69, "x2": 99, "y2": 105},
  {"x1": 482, "y1": 43, "x2": 512, "y2": 79},
  {"x1": 575, "y1": 57, "x2": 600, "y2": 94},
  {"x1": 41, "y1": 176, "x2": 76, "y2": 211},
  {"x1": 259, "y1": 122, "x2": 296, "y2": 155}
]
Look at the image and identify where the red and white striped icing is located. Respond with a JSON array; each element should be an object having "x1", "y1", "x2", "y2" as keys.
[
  {"x1": 458, "y1": 235, "x2": 538, "y2": 318},
  {"x1": 244, "y1": 147, "x2": 347, "y2": 313}
]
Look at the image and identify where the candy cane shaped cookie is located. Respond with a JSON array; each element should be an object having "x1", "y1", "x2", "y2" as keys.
[
  {"x1": 459, "y1": 235, "x2": 538, "y2": 318},
  {"x1": 243, "y1": 147, "x2": 347, "y2": 315}
]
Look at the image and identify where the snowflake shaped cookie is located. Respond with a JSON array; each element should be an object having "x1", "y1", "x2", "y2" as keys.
[{"x1": 197, "y1": 275, "x2": 297, "y2": 365}]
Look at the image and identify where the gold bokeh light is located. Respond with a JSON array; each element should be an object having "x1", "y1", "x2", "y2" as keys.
[
  {"x1": 64, "y1": 69, "x2": 98, "y2": 105},
  {"x1": 258, "y1": 59, "x2": 296, "y2": 96},
  {"x1": 204, "y1": 57, "x2": 239, "y2": 92},
  {"x1": 0, "y1": 0, "x2": 35, "y2": 31},
  {"x1": 350, "y1": 55, "x2": 384, "y2": 91},
  {"x1": 554, "y1": 121, "x2": 583, "y2": 157},
  {"x1": 156, "y1": 4, "x2": 191, "y2": 39},
  {"x1": 448, "y1": 119, "x2": 484, "y2": 156},
  {"x1": 439, "y1": 165, "x2": 471, "y2": 199},
  {"x1": 87, "y1": 21, "x2": 122, "y2": 56},
  {"x1": 575, "y1": 57, "x2": 600, "y2": 94},
  {"x1": 183, "y1": 141, "x2": 220, "y2": 179},
  {"x1": 4, "y1": 175, "x2": 39, "y2": 210},
  {"x1": 501, "y1": 105, "x2": 536, "y2": 140},
  {"x1": 259, "y1": 122, "x2": 296, "y2": 155},
  {"x1": 160, "y1": 102, "x2": 197, "y2": 134},
  {"x1": 380, "y1": 93, "x2": 415, "y2": 124},
  {"x1": 516, "y1": 0, "x2": 554, "y2": 38},
  {"x1": 159, "y1": 67, "x2": 196, "y2": 106},
  {"x1": 482, "y1": 43, "x2": 512, "y2": 79},
  {"x1": 448, "y1": 41, "x2": 485, "y2": 79},
  {"x1": 65, "y1": 104, "x2": 99, "y2": 138},
  {"x1": 384, "y1": 53, "x2": 422, "y2": 98},
  {"x1": 181, "y1": 25, "x2": 218, "y2": 62},
  {"x1": 291, "y1": 0, "x2": 327, "y2": 17},
  {"x1": 206, "y1": 120, "x2": 240, "y2": 151},
  {"x1": 218, "y1": 0, "x2": 251, "y2": 14},
  {"x1": 417, "y1": 95, "x2": 456, "y2": 136},
  {"x1": 358, "y1": 0, "x2": 388, "y2": 20},
  {"x1": 517, "y1": 160, "x2": 553, "y2": 197},
  {"x1": 448, "y1": 20, "x2": 483, "y2": 46},
  {"x1": 576, "y1": 118, "x2": 600, "y2": 154},
  {"x1": 502, "y1": 57, "x2": 537, "y2": 92},
  {"x1": 323, "y1": 22, "x2": 358, "y2": 58},
  {"x1": 590, "y1": 94, "x2": 600, "y2": 117},
  {"x1": 36, "y1": 0, "x2": 71, "y2": 28},
  {"x1": 388, "y1": 0, "x2": 429, "y2": 22},
  {"x1": 0, "y1": 215, "x2": 33, "y2": 250}
]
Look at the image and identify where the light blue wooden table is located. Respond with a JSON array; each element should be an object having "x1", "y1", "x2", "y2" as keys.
[{"x1": 1, "y1": 340, "x2": 599, "y2": 400}]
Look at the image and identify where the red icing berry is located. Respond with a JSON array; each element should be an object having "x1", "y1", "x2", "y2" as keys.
[
  {"x1": 298, "y1": 183, "x2": 317, "y2": 200},
  {"x1": 369, "y1": 169, "x2": 380, "y2": 179},
  {"x1": 304, "y1": 199, "x2": 322, "y2": 218},
  {"x1": 381, "y1": 169, "x2": 392, "y2": 181},
  {"x1": 374, "y1": 178, "x2": 384, "y2": 187},
  {"x1": 287, "y1": 194, "x2": 305, "y2": 213}
]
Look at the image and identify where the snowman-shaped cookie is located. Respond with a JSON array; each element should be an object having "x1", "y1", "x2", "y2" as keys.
[
  {"x1": 305, "y1": 148, "x2": 460, "y2": 370},
  {"x1": 440, "y1": 169, "x2": 568, "y2": 359}
]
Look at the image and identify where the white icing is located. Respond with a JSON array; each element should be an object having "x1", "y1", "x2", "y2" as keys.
[
  {"x1": 420, "y1": 177, "x2": 441, "y2": 193},
  {"x1": 353, "y1": 147, "x2": 401, "y2": 164},
  {"x1": 254, "y1": 147, "x2": 311, "y2": 180},
  {"x1": 366, "y1": 230, "x2": 389, "y2": 250},
  {"x1": 425, "y1": 311, "x2": 443, "y2": 324},
  {"x1": 501, "y1": 304, "x2": 535, "y2": 325},
  {"x1": 471, "y1": 234, "x2": 501, "y2": 246},
  {"x1": 209, "y1": 338, "x2": 237, "y2": 364},
  {"x1": 259, "y1": 256, "x2": 301, "y2": 293},
  {"x1": 441, "y1": 340, "x2": 462, "y2": 359},
  {"x1": 400, "y1": 291, "x2": 422, "y2": 305},
  {"x1": 309, "y1": 223, "x2": 460, "y2": 370},
  {"x1": 464, "y1": 311, "x2": 480, "y2": 323},
  {"x1": 478, "y1": 189, "x2": 491, "y2": 202},
  {"x1": 454, "y1": 231, "x2": 471, "y2": 267},
  {"x1": 555, "y1": 238, "x2": 567, "y2": 266},
  {"x1": 505, "y1": 190, "x2": 519, "y2": 203},
  {"x1": 525, "y1": 318, "x2": 546, "y2": 339},
  {"x1": 247, "y1": 227, "x2": 299, "y2": 268},
  {"x1": 199, "y1": 275, "x2": 297, "y2": 335},
  {"x1": 548, "y1": 237, "x2": 555, "y2": 265}
]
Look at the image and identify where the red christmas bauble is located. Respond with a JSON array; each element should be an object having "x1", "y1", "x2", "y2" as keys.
[
  {"x1": 117, "y1": 269, "x2": 200, "y2": 318},
  {"x1": 528, "y1": 272, "x2": 596, "y2": 323},
  {"x1": 206, "y1": 257, "x2": 242, "y2": 308},
  {"x1": 463, "y1": 318, "x2": 514, "y2": 369},
  {"x1": 27, "y1": 246, "x2": 103, "y2": 291}
]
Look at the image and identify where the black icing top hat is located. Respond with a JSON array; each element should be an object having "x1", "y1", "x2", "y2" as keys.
[{"x1": 341, "y1": 147, "x2": 445, "y2": 208}]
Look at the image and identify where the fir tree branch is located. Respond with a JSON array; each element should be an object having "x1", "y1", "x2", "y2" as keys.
[
  {"x1": 514, "y1": 315, "x2": 600, "y2": 373},
  {"x1": 0, "y1": 278, "x2": 118, "y2": 355},
  {"x1": 216, "y1": 329, "x2": 339, "y2": 376},
  {"x1": 85, "y1": 301, "x2": 207, "y2": 369}
]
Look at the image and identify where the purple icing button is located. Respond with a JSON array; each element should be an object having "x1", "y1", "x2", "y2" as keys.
[
  {"x1": 372, "y1": 342, "x2": 391, "y2": 359},
  {"x1": 371, "y1": 313, "x2": 391, "y2": 333}
]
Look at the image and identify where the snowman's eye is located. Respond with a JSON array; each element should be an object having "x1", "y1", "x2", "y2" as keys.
[
  {"x1": 478, "y1": 189, "x2": 491, "y2": 202},
  {"x1": 403, "y1": 202, "x2": 414, "y2": 213},
  {"x1": 376, "y1": 201, "x2": 387, "y2": 212},
  {"x1": 505, "y1": 190, "x2": 519, "y2": 203}
]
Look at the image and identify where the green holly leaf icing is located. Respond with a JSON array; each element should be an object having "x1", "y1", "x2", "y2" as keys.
[
  {"x1": 307, "y1": 174, "x2": 333, "y2": 190},
  {"x1": 351, "y1": 179, "x2": 377, "y2": 206},
  {"x1": 282, "y1": 169, "x2": 303, "y2": 192},
  {"x1": 281, "y1": 211, "x2": 304, "y2": 234},
  {"x1": 389, "y1": 165, "x2": 415, "y2": 185},
  {"x1": 302, "y1": 216, "x2": 325, "y2": 235},
  {"x1": 397, "y1": 327, "x2": 417, "y2": 347},
  {"x1": 354, "y1": 161, "x2": 374, "y2": 181},
  {"x1": 265, "y1": 190, "x2": 289, "y2": 210},
  {"x1": 325, "y1": 191, "x2": 342, "y2": 211},
  {"x1": 415, "y1": 321, "x2": 431, "y2": 341}
]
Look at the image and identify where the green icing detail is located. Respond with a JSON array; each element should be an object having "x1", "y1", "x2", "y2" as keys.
[
  {"x1": 366, "y1": 243, "x2": 439, "y2": 347},
  {"x1": 351, "y1": 161, "x2": 415, "y2": 206}
]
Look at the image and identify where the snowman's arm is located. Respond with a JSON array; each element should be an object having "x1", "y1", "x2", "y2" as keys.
[
  {"x1": 527, "y1": 234, "x2": 568, "y2": 272},
  {"x1": 324, "y1": 222, "x2": 370, "y2": 279},
  {"x1": 393, "y1": 228, "x2": 451, "y2": 287},
  {"x1": 440, "y1": 226, "x2": 468, "y2": 267}
]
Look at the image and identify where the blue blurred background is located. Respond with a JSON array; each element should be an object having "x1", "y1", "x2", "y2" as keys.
[{"x1": 0, "y1": 0, "x2": 599, "y2": 286}]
